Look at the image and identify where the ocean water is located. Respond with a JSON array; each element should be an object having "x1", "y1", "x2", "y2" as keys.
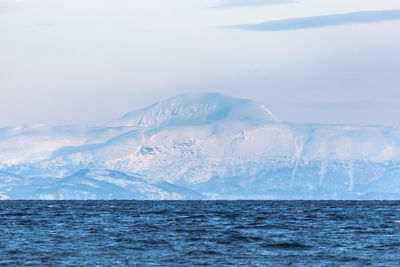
[{"x1": 1, "y1": 201, "x2": 400, "y2": 266}]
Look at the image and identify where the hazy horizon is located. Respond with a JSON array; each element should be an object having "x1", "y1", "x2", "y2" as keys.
[{"x1": 1, "y1": 0, "x2": 400, "y2": 127}]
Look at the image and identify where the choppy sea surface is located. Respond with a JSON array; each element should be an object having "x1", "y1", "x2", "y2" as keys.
[{"x1": 1, "y1": 201, "x2": 400, "y2": 266}]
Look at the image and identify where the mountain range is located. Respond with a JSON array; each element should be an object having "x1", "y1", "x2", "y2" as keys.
[{"x1": 1, "y1": 92, "x2": 400, "y2": 200}]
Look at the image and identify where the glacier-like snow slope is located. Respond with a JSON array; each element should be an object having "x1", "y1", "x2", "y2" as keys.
[{"x1": 1, "y1": 93, "x2": 400, "y2": 200}]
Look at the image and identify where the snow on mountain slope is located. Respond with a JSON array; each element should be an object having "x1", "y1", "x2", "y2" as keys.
[
  {"x1": 107, "y1": 92, "x2": 277, "y2": 127},
  {"x1": 1, "y1": 93, "x2": 400, "y2": 199},
  {"x1": 2, "y1": 169, "x2": 204, "y2": 200},
  {"x1": 0, "y1": 125, "x2": 86, "y2": 166},
  {"x1": 0, "y1": 123, "x2": 138, "y2": 168}
]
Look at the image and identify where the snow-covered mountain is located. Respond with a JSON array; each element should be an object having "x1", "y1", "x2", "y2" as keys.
[
  {"x1": 1, "y1": 92, "x2": 400, "y2": 200},
  {"x1": 107, "y1": 92, "x2": 277, "y2": 127}
]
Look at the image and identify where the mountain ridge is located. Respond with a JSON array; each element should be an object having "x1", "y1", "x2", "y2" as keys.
[
  {"x1": 107, "y1": 92, "x2": 277, "y2": 127},
  {"x1": 1, "y1": 92, "x2": 400, "y2": 200}
]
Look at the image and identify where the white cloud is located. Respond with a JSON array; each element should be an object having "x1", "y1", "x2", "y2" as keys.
[{"x1": 227, "y1": 9, "x2": 400, "y2": 31}]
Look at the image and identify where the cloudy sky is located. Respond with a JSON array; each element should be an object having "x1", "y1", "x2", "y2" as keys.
[{"x1": 1, "y1": 0, "x2": 400, "y2": 126}]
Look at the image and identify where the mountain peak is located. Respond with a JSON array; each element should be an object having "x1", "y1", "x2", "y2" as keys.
[{"x1": 108, "y1": 92, "x2": 277, "y2": 127}]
